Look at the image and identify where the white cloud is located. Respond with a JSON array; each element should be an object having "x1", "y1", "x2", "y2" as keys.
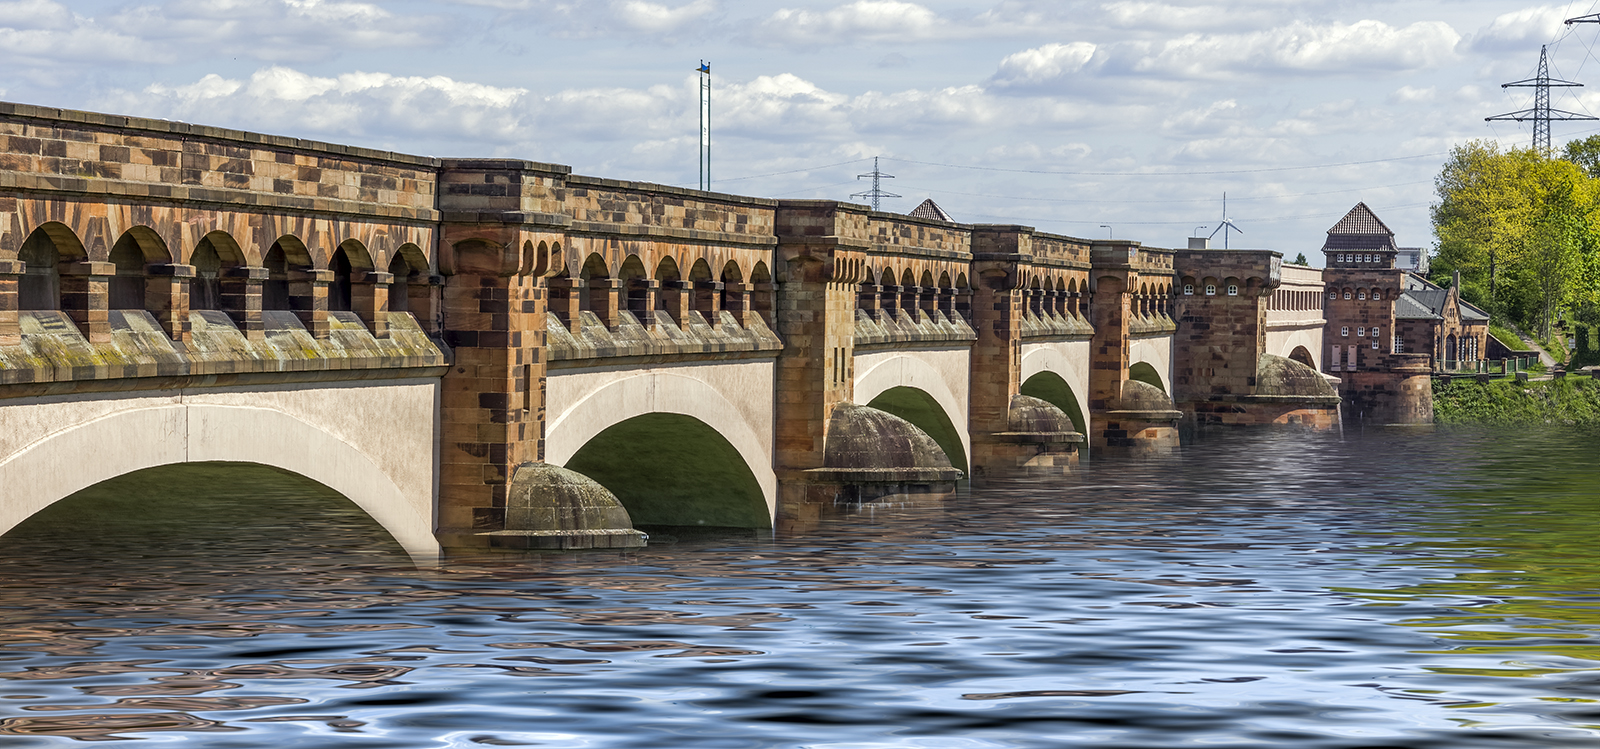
[
  {"x1": 112, "y1": 67, "x2": 528, "y2": 143},
  {"x1": 0, "y1": 0, "x2": 159, "y2": 66},
  {"x1": 107, "y1": 0, "x2": 439, "y2": 62},
  {"x1": 1468, "y1": 5, "x2": 1566, "y2": 54},
  {"x1": 992, "y1": 43, "x2": 1099, "y2": 88},
  {"x1": 616, "y1": 0, "x2": 716, "y2": 32},
  {"x1": 758, "y1": 0, "x2": 945, "y2": 46},
  {"x1": 1124, "y1": 20, "x2": 1461, "y2": 77}
]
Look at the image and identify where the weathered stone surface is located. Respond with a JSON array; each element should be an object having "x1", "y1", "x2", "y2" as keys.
[{"x1": 477, "y1": 462, "x2": 646, "y2": 550}]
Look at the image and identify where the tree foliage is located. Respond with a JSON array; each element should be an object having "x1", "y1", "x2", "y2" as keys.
[{"x1": 1431, "y1": 140, "x2": 1600, "y2": 338}]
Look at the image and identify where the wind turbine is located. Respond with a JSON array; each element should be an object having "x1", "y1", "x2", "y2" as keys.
[{"x1": 1208, "y1": 193, "x2": 1243, "y2": 249}]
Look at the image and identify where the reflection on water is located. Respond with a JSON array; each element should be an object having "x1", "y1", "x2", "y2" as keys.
[{"x1": 3, "y1": 434, "x2": 1600, "y2": 746}]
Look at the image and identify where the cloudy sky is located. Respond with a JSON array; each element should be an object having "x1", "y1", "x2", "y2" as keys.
[{"x1": 9, "y1": 1, "x2": 1600, "y2": 259}]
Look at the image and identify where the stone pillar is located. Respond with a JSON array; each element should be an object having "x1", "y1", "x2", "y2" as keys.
[
  {"x1": 145, "y1": 263, "x2": 195, "y2": 342},
  {"x1": 59, "y1": 261, "x2": 113, "y2": 343},
  {"x1": 438, "y1": 260, "x2": 546, "y2": 543},
  {"x1": 954, "y1": 287, "x2": 973, "y2": 322},
  {"x1": 773, "y1": 246, "x2": 859, "y2": 527},
  {"x1": 290, "y1": 268, "x2": 331, "y2": 339},
  {"x1": 722, "y1": 282, "x2": 749, "y2": 326},
  {"x1": 408, "y1": 275, "x2": 445, "y2": 336},
  {"x1": 548, "y1": 276, "x2": 584, "y2": 331},
  {"x1": 918, "y1": 285, "x2": 937, "y2": 315},
  {"x1": 586, "y1": 278, "x2": 621, "y2": 329},
  {"x1": 659, "y1": 280, "x2": 689, "y2": 326},
  {"x1": 630, "y1": 279, "x2": 660, "y2": 328},
  {"x1": 352, "y1": 270, "x2": 392, "y2": 338},
  {"x1": 878, "y1": 285, "x2": 901, "y2": 322},
  {"x1": 0, "y1": 259, "x2": 19, "y2": 346},
  {"x1": 694, "y1": 280, "x2": 723, "y2": 327},
  {"x1": 857, "y1": 284, "x2": 880, "y2": 314},
  {"x1": 751, "y1": 282, "x2": 776, "y2": 327},
  {"x1": 219, "y1": 266, "x2": 266, "y2": 340}
]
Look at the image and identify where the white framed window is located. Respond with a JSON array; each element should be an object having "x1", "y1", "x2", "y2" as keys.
[
  {"x1": 1226, "y1": 284, "x2": 1239, "y2": 296},
  {"x1": 1358, "y1": 327, "x2": 1366, "y2": 336},
  {"x1": 1393, "y1": 335, "x2": 1403, "y2": 354},
  {"x1": 1344, "y1": 291, "x2": 1352, "y2": 299},
  {"x1": 1183, "y1": 284, "x2": 1194, "y2": 295},
  {"x1": 1371, "y1": 339, "x2": 1379, "y2": 350},
  {"x1": 1371, "y1": 327, "x2": 1380, "y2": 340},
  {"x1": 1205, "y1": 284, "x2": 1216, "y2": 296},
  {"x1": 1358, "y1": 291, "x2": 1367, "y2": 300},
  {"x1": 1328, "y1": 290, "x2": 1337, "y2": 299},
  {"x1": 1341, "y1": 326, "x2": 1349, "y2": 337}
]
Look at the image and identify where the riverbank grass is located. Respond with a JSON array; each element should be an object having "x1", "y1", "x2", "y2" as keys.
[{"x1": 1434, "y1": 376, "x2": 1600, "y2": 425}]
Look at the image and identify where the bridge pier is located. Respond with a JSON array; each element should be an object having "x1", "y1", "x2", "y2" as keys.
[{"x1": 1088, "y1": 242, "x2": 1182, "y2": 454}]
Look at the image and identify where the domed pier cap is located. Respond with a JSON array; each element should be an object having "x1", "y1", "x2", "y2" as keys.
[
  {"x1": 1253, "y1": 353, "x2": 1340, "y2": 403},
  {"x1": 477, "y1": 462, "x2": 647, "y2": 550},
  {"x1": 808, "y1": 402, "x2": 964, "y2": 483},
  {"x1": 1108, "y1": 379, "x2": 1183, "y2": 422},
  {"x1": 994, "y1": 394, "x2": 1086, "y2": 444}
]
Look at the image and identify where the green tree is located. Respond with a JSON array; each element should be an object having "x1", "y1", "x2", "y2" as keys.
[
  {"x1": 1292, "y1": 252, "x2": 1308, "y2": 265},
  {"x1": 1431, "y1": 141, "x2": 1600, "y2": 337},
  {"x1": 1563, "y1": 134, "x2": 1600, "y2": 179}
]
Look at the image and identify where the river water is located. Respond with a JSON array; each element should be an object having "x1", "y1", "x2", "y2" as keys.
[{"x1": 3, "y1": 428, "x2": 1600, "y2": 747}]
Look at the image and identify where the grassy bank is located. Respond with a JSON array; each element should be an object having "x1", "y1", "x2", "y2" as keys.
[{"x1": 1434, "y1": 376, "x2": 1600, "y2": 425}]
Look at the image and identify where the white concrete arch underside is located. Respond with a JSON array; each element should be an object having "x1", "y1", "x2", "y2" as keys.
[
  {"x1": 852, "y1": 347, "x2": 972, "y2": 471},
  {"x1": 0, "y1": 380, "x2": 443, "y2": 562},
  {"x1": 1267, "y1": 325, "x2": 1325, "y2": 370},
  {"x1": 544, "y1": 361, "x2": 778, "y2": 520},
  {"x1": 1020, "y1": 340, "x2": 1092, "y2": 423},
  {"x1": 1129, "y1": 335, "x2": 1176, "y2": 392}
]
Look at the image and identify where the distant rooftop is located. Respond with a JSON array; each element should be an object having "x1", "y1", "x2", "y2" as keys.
[{"x1": 908, "y1": 198, "x2": 953, "y2": 222}]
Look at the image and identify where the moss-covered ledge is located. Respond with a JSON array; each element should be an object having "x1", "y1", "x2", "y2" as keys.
[
  {"x1": 0, "y1": 310, "x2": 448, "y2": 398},
  {"x1": 852, "y1": 309, "x2": 976, "y2": 351},
  {"x1": 546, "y1": 310, "x2": 783, "y2": 368}
]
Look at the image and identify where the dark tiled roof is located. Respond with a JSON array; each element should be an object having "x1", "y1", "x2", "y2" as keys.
[
  {"x1": 1395, "y1": 291, "x2": 1442, "y2": 320},
  {"x1": 1328, "y1": 202, "x2": 1394, "y2": 237},
  {"x1": 1460, "y1": 300, "x2": 1490, "y2": 322},
  {"x1": 1324, "y1": 235, "x2": 1397, "y2": 251},
  {"x1": 908, "y1": 199, "x2": 953, "y2": 222},
  {"x1": 1406, "y1": 288, "x2": 1450, "y2": 316}
]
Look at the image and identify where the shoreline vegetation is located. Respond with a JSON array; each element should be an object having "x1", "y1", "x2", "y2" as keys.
[{"x1": 1434, "y1": 377, "x2": 1600, "y2": 425}]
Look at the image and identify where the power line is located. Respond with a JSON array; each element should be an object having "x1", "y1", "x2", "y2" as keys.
[
  {"x1": 892, "y1": 180, "x2": 1433, "y2": 206},
  {"x1": 716, "y1": 157, "x2": 873, "y2": 183},
  {"x1": 881, "y1": 152, "x2": 1448, "y2": 177}
]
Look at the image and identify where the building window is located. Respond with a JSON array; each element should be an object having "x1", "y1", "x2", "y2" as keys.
[
  {"x1": 1371, "y1": 327, "x2": 1380, "y2": 340},
  {"x1": 1341, "y1": 326, "x2": 1349, "y2": 337},
  {"x1": 1358, "y1": 291, "x2": 1367, "y2": 300},
  {"x1": 1393, "y1": 335, "x2": 1403, "y2": 353},
  {"x1": 1371, "y1": 339, "x2": 1379, "y2": 349},
  {"x1": 1183, "y1": 284, "x2": 1194, "y2": 295},
  {"x1": 1358, "y1": 327, "x2": 1366, "y2": 336},
  {"x1": 1205, "y1": 284, "x2": 1216, "y2": 296},
  {"x1": 1328, "y1": 290, "x2": 1337, "y2": 299},
  {"x1": 1226, "y1": 284, "x2": 1238, "y2": 296}
]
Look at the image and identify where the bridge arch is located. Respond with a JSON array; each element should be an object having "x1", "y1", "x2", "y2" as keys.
[
  {"x1": 544, "y1": 370, "x2": 776, "y2": 527},
  {"x1": 0, "y1": 403, "x2": 437, "y2": 562},
  {"x1": 853, "y1": 353, "x2": 971, "y2": 473},
  {"x1": 1129, "y1": 361, "x2": 1166, "y2": 393},
  {"x1": 1020, "y1": 343, "x2": 1090, "y2": 432}
]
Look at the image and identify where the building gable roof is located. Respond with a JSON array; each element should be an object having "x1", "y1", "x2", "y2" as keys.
[
  {"x1": 908, "y1": 198, "x2": 954, "y2": 222},
  {"x1": 1322, "y1": 202, "x2": 1399, "y2": 252},
  {"x1": 1395, "y1": 291, "x2": 1442, "y2": 320},
  {"x1": 1328, "y1": 202, "x2": 1394, "y2": 237}
]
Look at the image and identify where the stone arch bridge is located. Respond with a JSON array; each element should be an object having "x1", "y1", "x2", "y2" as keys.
[{"x1": 0, "y1": 103, "x2": 1338, "y2": 558}]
